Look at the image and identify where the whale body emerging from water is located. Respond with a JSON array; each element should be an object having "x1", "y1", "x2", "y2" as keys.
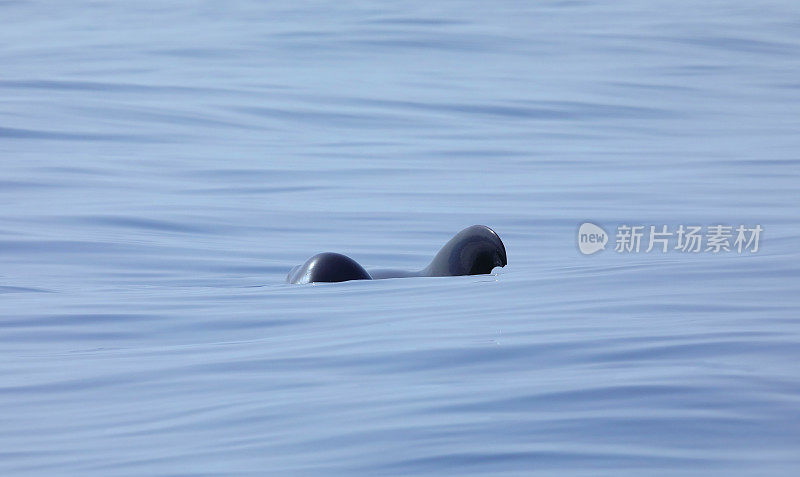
[{"x1": 287, "y1": 225, "x2": 507, "y2": 284}]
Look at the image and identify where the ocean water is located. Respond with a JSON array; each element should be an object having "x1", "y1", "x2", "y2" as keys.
[{"x1": 2, "y1": 1, "x2": 800, "y2": 475}]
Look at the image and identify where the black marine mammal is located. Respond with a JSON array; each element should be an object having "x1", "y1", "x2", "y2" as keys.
[{"x1": 287, "y1": 225, "x2": 507, "y2": 284}]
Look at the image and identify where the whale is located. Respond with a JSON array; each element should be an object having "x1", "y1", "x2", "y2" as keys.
[{"x1": 287, "y1": 225, "x2": 507, "y2": 284}]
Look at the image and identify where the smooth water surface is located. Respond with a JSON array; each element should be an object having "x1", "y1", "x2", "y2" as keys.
[{"x1": 2, "y1": 1, "x2": 800, "y2": 475}]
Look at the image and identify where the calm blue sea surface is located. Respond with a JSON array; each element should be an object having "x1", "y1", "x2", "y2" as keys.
[{"x1": 2, "y1": 1, "x2": 800, "y2": 475}]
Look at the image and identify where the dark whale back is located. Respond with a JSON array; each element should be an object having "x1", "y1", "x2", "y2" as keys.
[
  {"x1": 287, "y1": 225, "x2": 506, "y2": 284},
  {"x1": 286, "y1": 252, "x2": 371, "y2": 285}
]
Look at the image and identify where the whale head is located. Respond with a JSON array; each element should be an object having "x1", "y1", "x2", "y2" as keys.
[{"x1": 425, "y1": 225, "x2": 507, "y2": 277}]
